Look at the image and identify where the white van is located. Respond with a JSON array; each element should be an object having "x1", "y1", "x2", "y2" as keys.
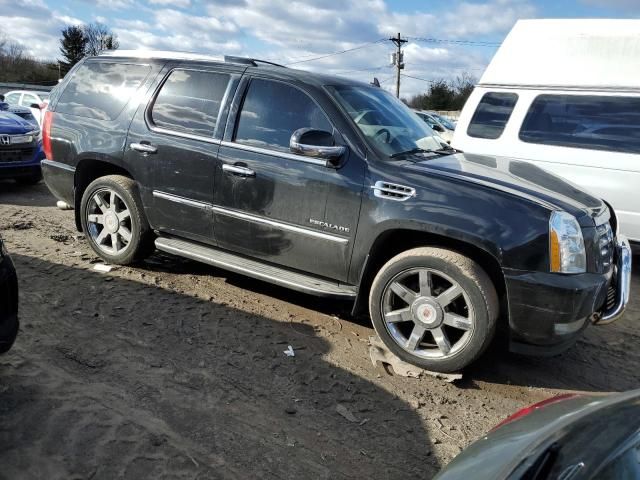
[{"x1": 453, "y1": 19, "x2": 640, "y2": 244}]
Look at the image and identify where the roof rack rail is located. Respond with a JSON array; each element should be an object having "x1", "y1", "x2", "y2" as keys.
[
  {"x1": 223, "y1": 56, "x2": 287, "y2": 68},
  {"x1": 100, "y1": 50, "x2": 225, "y2": 62},
  {"x1": 99, "y1": 50, "x2": 287, "y2": 68}
]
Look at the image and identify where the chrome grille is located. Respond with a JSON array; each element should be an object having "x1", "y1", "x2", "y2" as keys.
[
  {"x1": 596, "y1": 222, "x2": 614, "y2": 271},
  {"x1": 606, "y1": 285, "x2": 616, "y2": 311},
  {"x1": 371, "y1": 181, "x2": 416, "y2": 201}
]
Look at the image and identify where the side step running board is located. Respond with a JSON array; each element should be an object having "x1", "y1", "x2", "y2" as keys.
[{"x1": 155, "y1": 236, "x2": 357, "y2": 299}]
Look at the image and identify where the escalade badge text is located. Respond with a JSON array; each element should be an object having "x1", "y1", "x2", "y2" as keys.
[{"x1": 309, "y1": 218, "x2": 350, "y2": 234}]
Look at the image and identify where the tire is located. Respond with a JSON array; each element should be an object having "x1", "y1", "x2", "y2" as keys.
[
  {"x1": 80, "y1": 175, "x2": 154, "y2": 265},
  {"x1": 369, "y1": 247, "x2": 499, "y2": 373}
]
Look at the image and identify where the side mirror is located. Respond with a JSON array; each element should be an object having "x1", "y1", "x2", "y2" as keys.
[
  {"x1": 433, "y1": 124, "x2": 444, "y2": 133},
  {"x1": 30, "y1": 103, "x2": 41, "y2": 109},
  {"x1": 290, "y1": 128, "x2": 346, "y2": 166}
]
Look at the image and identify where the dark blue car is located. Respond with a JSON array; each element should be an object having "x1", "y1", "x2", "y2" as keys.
[{"x1": 0, "y1": 97, "x2": 45, "y2": 184}]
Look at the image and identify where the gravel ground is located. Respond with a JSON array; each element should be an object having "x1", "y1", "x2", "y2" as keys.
[{"x1": 0, "y1": 181, "x2": 638, "y2": 479}]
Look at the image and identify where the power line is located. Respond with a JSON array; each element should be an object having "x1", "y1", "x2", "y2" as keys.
[
  {"x1": 408, "y1": 36, "x2": 501, "y2": 47},
  {"x1": 378, "y1": 74, "x2": 397, "y2": 84},
  {"x1": 400, "y1": 73, "x2": 439, "y2": 84},
  {"x1": 332, "y1": 64, "x2": 391, "y2": 74},
  {"x1": 285, "y1": 39, "x2": 387, "y2": 65}
]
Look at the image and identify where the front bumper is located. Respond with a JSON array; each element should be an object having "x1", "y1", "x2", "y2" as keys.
[
  {"x1": 0, "y1": 249, "x2": 19, "y2": 354},
  {"x1": 592, "y1": 235, "x2": 632, "y2": 325},
  {"x1": 505, "y1": 235, "x2": 631, "y2": 356},
  {"x1": 0, "y1": 141, "x2": 45, "y2": 178}
]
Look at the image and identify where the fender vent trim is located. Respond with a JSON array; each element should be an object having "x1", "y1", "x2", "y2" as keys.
[{"x1": 371, "y1": 181, "x2": 416, "y2": 201}]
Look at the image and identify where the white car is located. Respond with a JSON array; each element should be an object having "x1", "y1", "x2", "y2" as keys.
[
  {"x1": 453, "y1": 19, "x2": 640, "y2": 244},
  {"x1": 3, "y1": 90, "x2": 50, "y2": 126},
  {"x1": 413, "y1": 110, "x2": 454, "y2": 143}
]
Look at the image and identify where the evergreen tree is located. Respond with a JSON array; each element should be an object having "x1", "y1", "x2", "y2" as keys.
[{"x1": 59, "y1": 26, "x2": 87, "y2": 73}]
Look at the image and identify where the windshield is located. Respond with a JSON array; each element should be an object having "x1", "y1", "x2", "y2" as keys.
[
  {"x1": 431, "y1": 113, "x2": 456, "y2": 130},
  {"x1": 328, "y1": 85, "x2": 447, "y2": 158}
]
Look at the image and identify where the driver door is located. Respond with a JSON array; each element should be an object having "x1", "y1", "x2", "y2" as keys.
[{"x1": 213, "y1": 77, "x2": 364, "y2": 281}]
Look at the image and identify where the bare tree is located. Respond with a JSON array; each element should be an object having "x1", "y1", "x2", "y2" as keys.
[
  {"x1": 0, "y1": 27, "x2": 58, "y2": 83},
  {"x1": 83, "y1": 22, "x2": 119, "y2": 57}
]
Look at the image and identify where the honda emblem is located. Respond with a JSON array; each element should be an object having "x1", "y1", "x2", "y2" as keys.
[{"x1": 0, "y1": 135, "x2": 9, "y2": 146}]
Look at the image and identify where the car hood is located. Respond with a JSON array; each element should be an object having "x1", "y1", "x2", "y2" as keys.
[
  {"x1": 435, "y1": 390, "x2": 640, "y2": 480},
  {"x1": 405, "y1": 152, "x2": 607, "y2": 226},
  {"x1": 0, "y1": 112, "x2": 34, "y2": 134}
]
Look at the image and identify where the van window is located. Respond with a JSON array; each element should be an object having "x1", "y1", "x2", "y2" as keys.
[
  {"x1": 467, "y1": 92, "x2": 518, "y2": 139},
  {"x1": 56, "y1": 61, "x2": 151, "y2": 121},
  {"x1": 151, "y1": 69, "x2": 230, "y2": 138},
  {"x1": 234, "y1": 78, "x2": 332, "y2": 152},
  {"x1": 520, "y1": 94, "x2": 640, "y2": 154}
]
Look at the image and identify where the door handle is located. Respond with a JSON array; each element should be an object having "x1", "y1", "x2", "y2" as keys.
[
  {"x1": 130, "y1": 142, "x2": 158, "y2": 154},
  {"x1": 223, "y1": 164, "x2": 255, "y2": 177}
]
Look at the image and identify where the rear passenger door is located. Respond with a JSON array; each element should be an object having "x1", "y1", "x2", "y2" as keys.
[
  {"x1": 213, "y1": 76, "x2": 364, "y2": 282},
  {"x1": 125, "y1": 64, "x2": 242, "y2": 245}
]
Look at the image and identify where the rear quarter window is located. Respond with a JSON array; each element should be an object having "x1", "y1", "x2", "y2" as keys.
[
  {"x1": 467, "y1": 92, "x2": 518, "y2": 139},
  {"x1": 55, "y1": 61, "x2": 151, "y2": 121},
  {"x1": 519, "y1": 94, "x2": 640, "y2": 154}
]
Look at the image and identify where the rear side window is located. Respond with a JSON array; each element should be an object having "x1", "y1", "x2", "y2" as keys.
[
  {"x1": 467, "y1": 92, "x2": 518, "y2": 139},
  {"x1": 234, "y1": 78, "x2": 332, "y2": 152},
  {"x1": 56, "y1": 62, "x2": 151, "y2": 121},
  {"x1": 520, "y1": 94, "x2": 640, "y2": 154},
  {"x1": 151, "y1": 69, "x2": 230, "y2": 138}
]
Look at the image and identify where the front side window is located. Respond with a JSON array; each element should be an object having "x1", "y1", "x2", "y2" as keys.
[
  {"x1": 56, "y1": 61, "x2": 151, "y2": 120},
  {"x1": 234, "y1": 78, "x2": 332, "y2": 152},
  {"x1": 329, "y1": 85, "x2": 445, "y2": 158},
  {"x1": 520, "y1": 94, "x2": 640, "y2": 154},
  {"x1": 151, "y1": 70, "x2": 230, "y2": 138},
  {"x1": 467, "y1": 92, "x2": 518, "y2": 139}
]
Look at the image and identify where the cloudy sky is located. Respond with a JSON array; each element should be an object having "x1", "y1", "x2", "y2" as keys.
[{"x1": 0, "y1": 0, "x2": 638, "y2": 96}]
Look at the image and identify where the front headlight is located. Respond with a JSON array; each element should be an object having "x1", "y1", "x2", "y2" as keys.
[{"x1": 549, "y1": 211, "x2": 586, "y2": 274}]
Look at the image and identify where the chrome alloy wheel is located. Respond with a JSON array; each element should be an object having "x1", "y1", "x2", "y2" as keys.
[
  {"x1": 86, "y1": 188, "x2": 133, "y2": 256},
  {"x1": 381, "y1": 268, "x2": 475, "y2": 360}
]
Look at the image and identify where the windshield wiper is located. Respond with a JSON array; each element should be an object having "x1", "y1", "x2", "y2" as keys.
[{"x1": 390, "y1": 147, "x2": 455, "y2": 158}]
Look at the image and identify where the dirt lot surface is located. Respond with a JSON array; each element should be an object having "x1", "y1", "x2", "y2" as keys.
[{"x1": 0, "y1": 181, "x2": 638, "y2": 479}]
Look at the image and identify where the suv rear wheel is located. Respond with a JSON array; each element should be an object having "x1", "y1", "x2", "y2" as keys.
[
  {"x1": 80, "y1": 175, "x2": 154, "y2": 265},
  {"x1": 369, "y1": 247, "x2": 498, "y2": 373}
]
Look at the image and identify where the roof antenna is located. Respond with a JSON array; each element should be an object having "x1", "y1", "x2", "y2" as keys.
[{"x1": 371, "y1": 77, "x2": 381, "y2": 87}]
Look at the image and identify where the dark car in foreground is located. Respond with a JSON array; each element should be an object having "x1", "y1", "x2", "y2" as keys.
[
  {"x1": 0, "y1": 235, "x2": 19, "y2": 353},
  {"x1": 0, "y1": 97, "x2": 44, "y2": 184},
  {"x1": 41, "y1": 51, "x2": 631, "y2": 372},
  {"x1": 436, "y1": 389, "x2": 640, "y2": 479}
]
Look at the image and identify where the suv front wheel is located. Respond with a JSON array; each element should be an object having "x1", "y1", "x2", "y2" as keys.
[
  {"x1": 80, "y1": 175, "x2": 154, "y2": 265},
  {"x1": 369, "y1": 247, "x2": 498, "y2": 373}
]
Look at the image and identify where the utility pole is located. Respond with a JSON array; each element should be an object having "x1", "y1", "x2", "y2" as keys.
[{"x1": 390, "y1": 32, "x2": 407, "y2": 98}]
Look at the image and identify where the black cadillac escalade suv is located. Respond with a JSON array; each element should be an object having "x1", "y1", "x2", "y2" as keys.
[{"x1": 41, "y1": 51, "x2": 632, "y2": 372}]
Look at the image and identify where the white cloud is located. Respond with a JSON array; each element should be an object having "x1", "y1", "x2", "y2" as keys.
[
  {"x1": 150, "y1": 0, "x2": 190, "y2": 6},
  {"x1": 1, "y1": 0, "x2": 536, "y2": 96}
]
